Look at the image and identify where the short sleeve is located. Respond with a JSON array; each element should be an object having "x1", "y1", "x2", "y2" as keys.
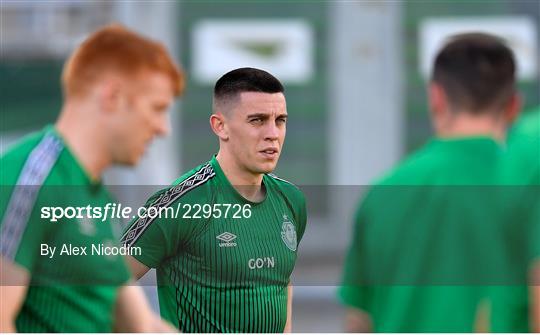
[
  {"x1": 122, "y1": 218, "x2": 173, "y2": 268},
  {"x1": 121, "y1": 187, "x2": 196, "y2": 268}
]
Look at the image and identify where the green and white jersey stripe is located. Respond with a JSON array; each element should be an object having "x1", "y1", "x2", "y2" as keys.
[{"x1": 1, "y1": 132, "x2": 62, "y2": 259}]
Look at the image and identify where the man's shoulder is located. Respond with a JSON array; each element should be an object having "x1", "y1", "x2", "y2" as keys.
[
  {"x1": 122, "y1": 161, "x2": 217, "y2": 245},
  {"x1": 145, "y1": 161, "x2": 217, "y2": 208},
  {"x1": 375, "y1": 143, "x2": 443, "y2": 186},
  {"x1": 510, "y1": 108, "x2": 539, "y2": 138},
  {"x1": 1, "y1": 128, "x2": 61, "y2": 185},
  {"x1": 1, "y1": 129, "x2": 47, "y2": 159},
  {"x1": 506, "y1": 109, "x2": 540, "y2": 182},
  {"x1": 265, "y1": 173, "x2": 305, "y2": 204},
  {"x1": 171, "y1": 161, "x2": 216, "y2": 186},
  {"x1": 358, "y1": 143, "x2": 447, "y2": 211}
]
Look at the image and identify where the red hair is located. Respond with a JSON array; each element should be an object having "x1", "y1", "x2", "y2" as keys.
[{"x1": 62, "y1": 24, "x2": 184, "y2": 98}]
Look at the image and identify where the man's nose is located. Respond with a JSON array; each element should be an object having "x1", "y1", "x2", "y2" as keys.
[
  {"x1": 155, "y1": 115, "x2": 170, "y2": 137},
  {"x1": 264, "y1": 122, "x2": 280, "y2": 140}
]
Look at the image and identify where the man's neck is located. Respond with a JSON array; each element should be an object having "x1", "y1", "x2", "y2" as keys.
[
  {"x1": 55, "y1": 103, "x2": 110, "y2": 181},
  {"x1": 215, "y1": 151, "x2": 265, "y2": 202},
  {"x1": 436, "y1": 113, "x2": 506, "y2": 142}
]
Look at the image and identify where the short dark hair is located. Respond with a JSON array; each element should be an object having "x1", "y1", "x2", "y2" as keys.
[
  {"x1": 432, "y1": 32, "x2": 516, "y2": 114},
  {"x1": 213, "y1": 67, "x2": 284, "y2": 113}
]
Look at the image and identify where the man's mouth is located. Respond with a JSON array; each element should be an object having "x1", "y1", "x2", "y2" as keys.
[{"x1": 259, "y1": 148, "x2": 279, "y2": 158}]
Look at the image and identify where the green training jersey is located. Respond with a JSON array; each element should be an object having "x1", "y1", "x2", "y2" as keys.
[
  {"x1": 122, "y1": 156, "x2": 307, "y2": 333},
  {"x1": 339, "y1": 137, "x2": 512, "y2": 332},
  {"x1": 502, "y1": 107, "x2": 540, "y2": 185},
  {"x1": 0, "y1": 126, "x2": 130, "y2": 332},
  {"x1": 490, "y1": 108, "x2": 540, "y2": 332}
]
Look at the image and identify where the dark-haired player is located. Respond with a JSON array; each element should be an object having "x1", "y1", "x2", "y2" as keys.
[
  {"x1": 122, "y1": 67, "x2": 307, "y2": 332},
  {"x1": 339, "y1": 33, "x2": 522, "y2": 332}
]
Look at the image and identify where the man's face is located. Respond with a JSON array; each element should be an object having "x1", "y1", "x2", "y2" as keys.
[
  {"x1": 110, "y1": 71, "x2": 174, "y2": 165},
  {"x1": 223, "y1": 91, "x2": 287, "y2": 176}
]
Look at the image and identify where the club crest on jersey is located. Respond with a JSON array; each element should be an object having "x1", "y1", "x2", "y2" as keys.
[
  {"x1": 280, "y1": 215, "x2": 297, "y2": 251},
  {"x1": 216, "y1": 232, "x2": 237, "y2": 247}
]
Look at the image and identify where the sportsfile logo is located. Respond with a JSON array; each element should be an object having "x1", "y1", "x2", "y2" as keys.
[{"x1": 216, "y1": 232, "x2": 237, "y2": 247}]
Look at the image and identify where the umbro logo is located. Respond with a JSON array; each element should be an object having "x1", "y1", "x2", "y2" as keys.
[
  {"x1": 216, "y1": 232, "x2": 236, "y2": 242},
  {"x1": 216, "y1": 232, "x2": 237, "y2": 247}
]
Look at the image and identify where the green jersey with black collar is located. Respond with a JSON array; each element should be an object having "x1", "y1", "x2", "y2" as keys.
[{"x1": 122, "y1": 156, "x2": 307, "y2": 333}]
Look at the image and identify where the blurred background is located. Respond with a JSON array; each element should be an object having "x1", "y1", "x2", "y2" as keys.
[{"x1": 1, "y1": 1, "x2": 539, "y2": 332}]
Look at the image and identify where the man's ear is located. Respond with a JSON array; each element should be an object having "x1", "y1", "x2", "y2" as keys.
[
  {"x1": 428, "y1": 82, "x2": 448, "y2": 119},
  {"x1": 210, "y1": 113, "x2": 228, "y2": 141},
  {"x1": 504, "y1": 93, "x2": 522, "y2": 125},
  {"x1": 428, "y1": 82, "x2": 451, "y2": 133},
  {"x1": 98, "y1": 77, "x2": 123, "y2": 114}
]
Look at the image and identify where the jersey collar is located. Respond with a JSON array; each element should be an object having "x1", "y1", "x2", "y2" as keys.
[{"x1": 209, "y1": 155, "x2": 268, "y2": 205}]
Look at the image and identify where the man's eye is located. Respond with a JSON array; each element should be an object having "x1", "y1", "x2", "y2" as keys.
[
  {"x1": 277, "y1": 118, "x2": 287, "y2": 124},
  {"x1": 250, "y1": 118, "x2": 263, "y2": 124}
]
